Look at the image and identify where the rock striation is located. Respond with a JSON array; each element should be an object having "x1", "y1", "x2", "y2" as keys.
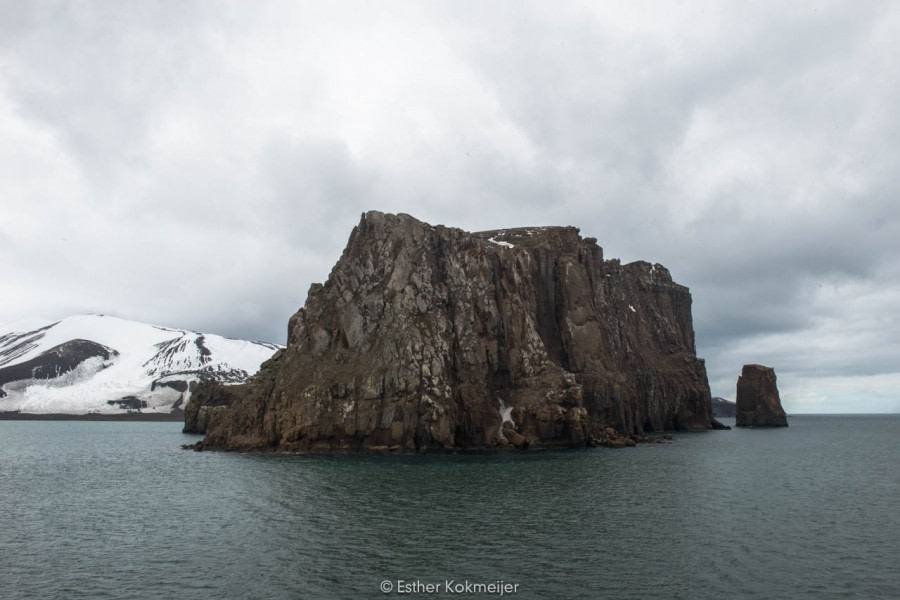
[
  {"x1": 195, "y1": 211, "x2": 717, "y2": 452},
  {"x1": 735, "y1": 364, "x2": 788, "y2": 427}
]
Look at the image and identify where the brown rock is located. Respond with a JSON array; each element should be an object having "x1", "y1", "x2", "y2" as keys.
[
  {"x1": 502, "y1": 426, "x2": 528, "y2": 448},
  {"x1": 735, "y1": 364, "x2": 788, "y2": 427},
  {"x1": 182, "y1": 381, "x2": 246, "y2": 434},
  {"x1": 198, "y1": 211, "x2": 716, "y2": 452}
]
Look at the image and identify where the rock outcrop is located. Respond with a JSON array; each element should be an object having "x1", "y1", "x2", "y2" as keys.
[
  {"x1": 735, "y1": 364, "x2": 788, "y2": 427},
  {"x1": 183, "y1": 349, "x2": 286, "y2": 433},
  {"x1": 195, "y1": 211, "x2": 717, "y2": 452},
  {"x1": 183, "y1": 381, "x2": 245, "y2": 433}
]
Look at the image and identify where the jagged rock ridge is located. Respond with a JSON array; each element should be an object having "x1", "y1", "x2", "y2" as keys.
[{"x1": 197, "y1": 211, "x2": 716, "y2": 451}]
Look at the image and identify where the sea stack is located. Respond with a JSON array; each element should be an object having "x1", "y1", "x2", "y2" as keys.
[
  {"x1": 194, "y1": 211, "x2": 717, "y2": 452},
  {"x1": 735, "y1": 364, "x2": 788, "y2": 427}
]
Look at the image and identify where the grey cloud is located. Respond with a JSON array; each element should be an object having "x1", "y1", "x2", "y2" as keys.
[
  {"x1": 3, "y1": 2, "x2": 217, "y2": 177},
  {"x1": 259, "y1": 136, "x2": 374, "y2": 248},
  {"x1": 2, "y1": 1, "x2": 899, "y2": 412}
]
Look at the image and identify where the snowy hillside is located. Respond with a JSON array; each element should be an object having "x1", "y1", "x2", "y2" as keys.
[{"x1": 0, "y1": 314, "x2": 282, "y2": 415}]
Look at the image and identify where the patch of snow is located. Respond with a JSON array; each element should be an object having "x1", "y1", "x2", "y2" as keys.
[
  {"x1": 497, "y1": 397, "x2": 516, "y2": 441},
  {"x1": 487, "y1": 237, "x2": 515, "y2": 248}
]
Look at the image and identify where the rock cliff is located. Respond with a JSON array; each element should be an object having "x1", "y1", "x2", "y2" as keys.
[
  {"x1": 196, "y1": 211, "x2": 716, "y2": 452},
  {"x1": 735, "y1": 364, "x2": 788, "y2": 427},
  {"x1": 183, "y1": 381, "x2": 246, "y2": 434}
]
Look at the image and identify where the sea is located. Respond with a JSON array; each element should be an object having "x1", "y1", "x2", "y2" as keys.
[{"x1": 1, "y1": 415, "x2": 898, "y2": 600}]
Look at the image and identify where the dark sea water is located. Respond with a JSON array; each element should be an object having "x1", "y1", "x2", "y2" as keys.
[{"x1": 1, "y1": 415, "x2": 898, "y2": 600}]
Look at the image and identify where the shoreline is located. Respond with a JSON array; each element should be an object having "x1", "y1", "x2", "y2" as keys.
[{"x1": 0, "y1": 411, "x2": 184, "y2": 422}]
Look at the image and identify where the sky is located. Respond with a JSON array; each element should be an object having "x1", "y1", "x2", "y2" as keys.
[{"x1": 2, "y1": 1, "x2": 899, "y2": 413}]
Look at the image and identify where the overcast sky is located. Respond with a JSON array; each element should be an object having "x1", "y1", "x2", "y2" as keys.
[{"x1": 2, "y1": 1, "x2": 898, "y2": 413}]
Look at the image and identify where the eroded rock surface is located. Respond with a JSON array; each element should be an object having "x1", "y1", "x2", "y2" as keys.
[
  {"x1": 735, "y1": 364, "x2": 788, "y2": 427},
  {"x1": 196, "y1": 211, "x2": 716, "y2": 452}
]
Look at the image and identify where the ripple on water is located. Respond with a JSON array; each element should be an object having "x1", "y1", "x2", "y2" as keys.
[{"x1": 0, "y1": 416, "x2": 898, "y2": 599}]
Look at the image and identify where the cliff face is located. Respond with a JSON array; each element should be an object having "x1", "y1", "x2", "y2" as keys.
[
  {"x1": 735, "y1": 364, "x2": 788, "y2": 427},
  {"x1": 198, "y1": 211, "x2": 715, "y2": 452},
  {"x1": 183, "y1": 381, "x2": 246, "y2": 434}
]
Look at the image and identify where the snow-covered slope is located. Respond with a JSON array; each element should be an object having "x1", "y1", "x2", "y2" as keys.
[{"x1": 0, "y1": 314, "x2": 282, "y2": 415}]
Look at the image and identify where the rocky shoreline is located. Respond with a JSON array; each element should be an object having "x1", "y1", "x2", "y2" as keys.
[
  {"x1": 1, "y1": 410, "x2": 184, "y2": 422},
  {"x1": 182, "y1": 429, "x2": 678, "y2": 453}
]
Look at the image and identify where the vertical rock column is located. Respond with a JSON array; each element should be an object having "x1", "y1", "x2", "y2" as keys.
[{"x1": 735, "y1": 364, "x2": 788, "y2": 427}]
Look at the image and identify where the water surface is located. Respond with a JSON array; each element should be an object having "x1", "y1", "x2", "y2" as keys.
[{"x1": 1, "y1": 416, "x2": 898, "y2": 599}]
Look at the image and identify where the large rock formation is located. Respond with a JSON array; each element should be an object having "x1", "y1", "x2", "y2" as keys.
[
  {"x1": 735, "y1": 364, "x2": 788, "y2": 427},
  {"x1": 195, "y1": 211, "x2": 717, "y2": 452}
]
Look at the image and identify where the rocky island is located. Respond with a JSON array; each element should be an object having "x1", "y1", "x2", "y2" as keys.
[
  {"x1": 735, "y1": 364, "x2": 788, "y2": 427},
  {"x1": 189, "y1": 211, "x2": 721, "y2": 452}
]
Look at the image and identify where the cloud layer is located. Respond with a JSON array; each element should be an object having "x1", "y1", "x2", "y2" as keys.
[{"x1": 3, "y1": 1, "x2": 899, "y2": 412}]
